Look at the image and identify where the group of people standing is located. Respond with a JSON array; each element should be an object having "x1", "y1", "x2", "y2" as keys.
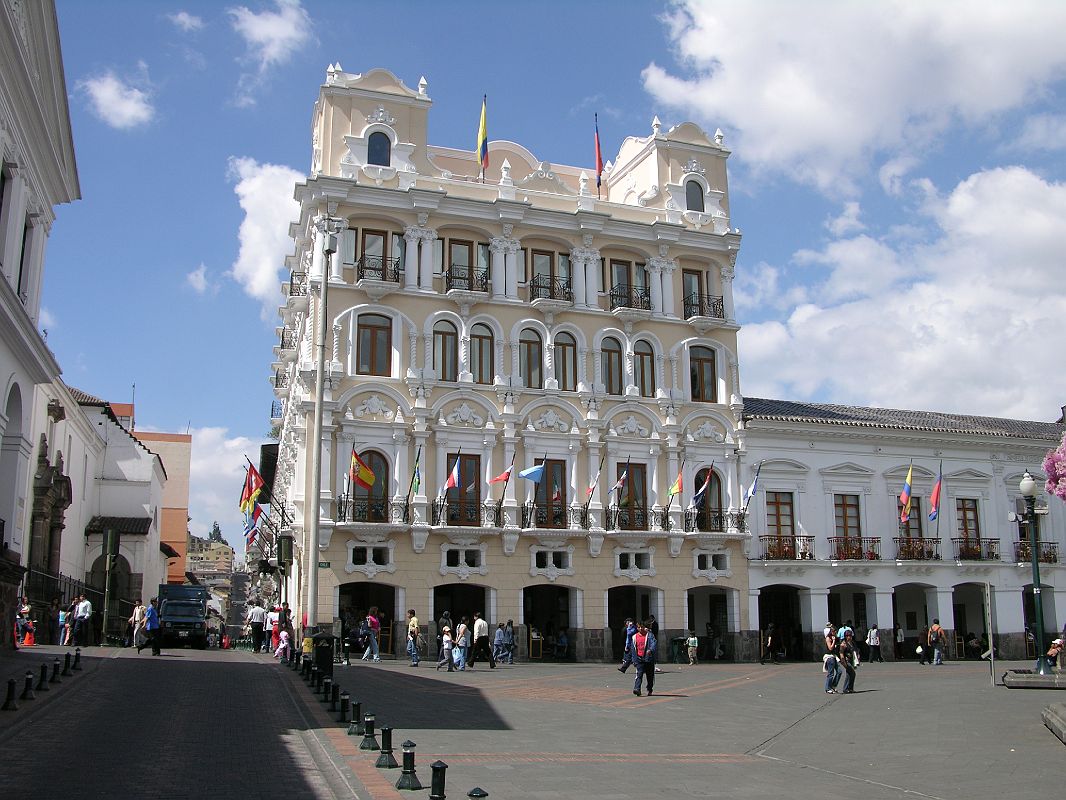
[
  {"x1": 15, "y1": 594, "x2": 95, "y2": 648},
  {"x1": 435, "y1": 611, "x2": 512, "y2": 671},
  {"x1": 821, "y1": 622, "x2": 860, "y2": 694}
]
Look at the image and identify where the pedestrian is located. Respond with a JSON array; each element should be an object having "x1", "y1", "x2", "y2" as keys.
[
  {"x1": 469, "y1": 611, "x2": 496, "y2": 669},
  {"x1": 361, "y1": 606, "x2": 382, "y2": 662},
  {"x1": 866, "y1": 625, "x2": 883, "y2": 662},
  {"x1": 929, "y1": 618, "x2": 946, "y2": 665},
  {"x1": 761, "y1": 622, "x2": 778, "y2": 665},
  {"x1": 406, "y1": 609, "x2": 420, "y2": 667},
  {"x1": 274, "y1": 628, "x2": 290, "y2": 661},
  {"x1": 823, "y1": 623, "x2": 841, "y2": 693},
  {"x1": 686, "y1": 630, "x2": 699, "y2": 665},
  {"x1": 438, "y1": 625, "x2": 454, "y2": 672},
  {"x1": 502, "y1": 619, "x2": 515, "y2": 664},
  {"x1": 57, "y1": 601, "x2": 68, "y2": 646},
  {"x1": 454, "y1": 616, "x2": 470, "y2": 671},
  {"x1": 837, "y1": 629, "x2": 858, "y2": 693},
  {"x1": 129, "y1": 599, "x2": 147, "y2": 650},
  {"x1": 894, "y1": 622, "x2": 904, "y2": 660},
  {"x1": 437, "y1": 610, "x2": 451, "y2": 659},
  {"x1": 246, "y1": 600, "x2": 267, "y2": 654},
  {"x1": 617, "y1": 617, "x2": 637, "y2": 673},
  {"x1": 15, "y1": 595, "x2": 31, "y2": 643},
  {"x1": 492, "y1": 622, "x2": 506, "y2": 663},
  {"x1": 138, "y1": 597, "x2": 161, "y2": 656},
  {"x1": 72, "y1": 594, "x2": 92, "y2": 647},
  {"x1": 631, "y1": 619, "x2": 658, "y2": 696},
  {"x1": 917, "y1": 625, "x2": 931, "y2": 664},
  {"x1": 63, "y1": 599, "x2": 77, "y2": 645},
  {"x1": 267, "y1": 605, "x2": 280, "y2": 653}
]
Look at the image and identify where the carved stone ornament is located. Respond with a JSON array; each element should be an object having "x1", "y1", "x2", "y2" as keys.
[
  {"x1": 683, "y1": 158, "x2": 706, "y2": 176},
  {"x1": 446, "y1": 402, "x2": 485, "y2": 427},
  {"x1": 353, "y1": 394, "x2": 395, "y2": 419},
  {"x1": 587, "y1": 533, "x2": 604, "y2": 557},
  {"x1": 611, "y1": 414, "x2": 650, "y2": 438},
  {"x1": 690, "y1": 420, "x2": 725, "y2": 443},
  {"x1": 533, "y1": 408, "x2": 570, "y2": 433},
  {"x1": 366, "y1": 106, "x2": 396, "y2": 125}
]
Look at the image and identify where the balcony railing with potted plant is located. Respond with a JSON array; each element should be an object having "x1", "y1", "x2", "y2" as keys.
[
  {"x1": 432, "y1": 498, "x2": 498, "y2": 527},
  {"x1": 605, "y1": 505, "x2": 649, "y2": 531},
  {"x1": 951, "y1": 537, "x2": 999, "y2": 561},
  {"x1": 356, "y1": 255, "x2": 401, "y2": 283},
  {"x1": 1014, "y1": 540, "x2": 1058, "y2": 564},
  {"x1": 273, "y1": 370, "x2": 289, "y2": 389},
  {"x1": 683, "y1": 292, "x2": 725, "y2": 320},
  {"x1": 288, "y1": 270, "x2": 307, "y2": 297},
  {"x1": 759, "y1": 535, "x2": 816, "y2": 560},
  {"x1": 521, "y1": 501, "x2": 570, "y2": 529},
  {"x1": 893, "y1": 537, "x2": 941, "y2": 560},
  {"x1": 828, "y1": 536, "x2": 881, "y2": 560},
  {"x1": 278, "y1": 328, "x2": 298, "y2": 350},
  {"x1": 445, "y1": 265, "x2": 489, "y2": 293},
  {"x1": 529, "y1": 274, "x2": 573, "y2": 303},
  {"x1": 336, "y1": 496, "x2": 410, "y2": 525},
  {"x1": 609, "y1": 283, "x2": 651, "y2": 311}
]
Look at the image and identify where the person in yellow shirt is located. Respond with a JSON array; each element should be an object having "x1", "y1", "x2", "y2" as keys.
[{"x1": 406, "y1": 609, "x2": 421, "y2": 667}]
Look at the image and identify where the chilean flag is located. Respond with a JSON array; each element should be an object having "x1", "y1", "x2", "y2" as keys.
[
  {"x1": 928, "y1": 462, "x2": 943, "y2": 522},
  {"x1": 899, "y1": 462, "x2": 913, "y2": 523},
  {"x1": 445, "y1": 458, "x2": 461, "y2": 490}
]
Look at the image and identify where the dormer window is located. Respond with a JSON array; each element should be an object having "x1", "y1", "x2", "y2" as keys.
[
  {"x1": 685, "y1": 180, "x2": 705, "y2": 212},
  {"x1": 367, "y1": 131, "x2": 391, "y2": 167}
]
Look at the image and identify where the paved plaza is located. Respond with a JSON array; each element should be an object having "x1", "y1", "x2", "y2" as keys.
[{"x1": 0, "y1": 646, "x2": 1062, "y2": 799}]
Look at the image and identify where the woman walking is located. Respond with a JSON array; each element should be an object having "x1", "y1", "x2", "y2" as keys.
[
  {"x1": 838, "y1": 630, "x2": 858, "y2": 693},
  {"x1": 502, "y1": 619, "x2": 515, "y2": 664},
  {"x1": 454, "y1": 617, "x2": 470, "y2": 671},
  {"x1": 438, "y1": 625, "x2": 454, "y2": 672},
  {"x1": 822, "y1": 622, "x2": 840, "y2": 694},
  {"x1": 361, "y1": 606, "x2": 382, "y2": 662}
]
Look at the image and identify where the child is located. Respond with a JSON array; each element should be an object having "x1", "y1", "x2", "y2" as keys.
[
  {"x1": 275, "y1": 628, "x2": 290, "y2": 661},
  {"x1": 438, "y1": 625, "x2": 454, "y2": 672},
  {"x1": 686, "y1": 630, "x2": 699, "y2": 665}
]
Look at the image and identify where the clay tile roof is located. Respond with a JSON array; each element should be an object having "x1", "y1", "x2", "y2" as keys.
[
  {"x1": 68, "y1": 386, "x2": 107, "y2": 406},
  {"x1": 85, "y1": 516, "x2": 152, "y2": 535},
  {"x1": 742, "y1": 397, "x2": 1065, "y2": 441}
]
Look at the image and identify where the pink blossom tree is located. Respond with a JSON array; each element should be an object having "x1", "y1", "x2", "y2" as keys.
[{"x1": 1044, "y1": 433, "x2": 1066, "y2": 502}]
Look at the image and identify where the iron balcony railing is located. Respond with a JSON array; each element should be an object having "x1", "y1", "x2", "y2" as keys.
[
  {"x1": 336, "y1": 496, "x2": 411, "y2": 525},
  {"x1": 270, "y1": 400, "x2": 283, "y2": 419},
  {"x1": 529, "y1": 274, "x2": 574, "y2": 302},
  {"x1": 278, "y1": 328, "x2": 298, "y2": 350},
  {"x1": 828, "y1": 536, "x2": 881, "y2": 560},
  {"x1": 759, "y1": 535, "x2": 816, "y2": 560},
  {"x1": 273, "y1": 370, "x2": 289, "y2": 389},
  {"x1": 446, "y1": 265, "x2": 489, "y2": 292},
  {"x1": 356, "y1": 255, "x2": 401, "y2": 283},
  {"x1": 521, "y1": 501, "x2": 570, "y2": 530},
  {"x1": 1014, "y1": 540, "x2": 1058, "y2": 563},
  {"x1": 952, "y1": 537, "x2": 999, "y2": 561},
  {"x1": 432, "y1": 497, "x2": 488, "y2": 527},
  {"x1": 609, "y1": 283, "x2": 651, "y2": 311},
  {"x1": 894, "y1": 537, "x2": 941, "y2": 560},
  {"x1": 288, "y1": 271, "x2": 307, "y2": 296},
  {"x1": 683, "y1": 292, "x2": 725, "y2": 320},
  {"x1": 605, "y1": 505, "x2": 649, "y2": 531},
  {"x1": 684, "y1": 509, "x2": 749, "y2": 533},
  {"x1": 570, "y1": 507, "x2": 591, "y2": 530}
]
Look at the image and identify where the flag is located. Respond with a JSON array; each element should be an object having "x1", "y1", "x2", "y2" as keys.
[
  {"x1": 899, "y1": 462, "x2": 913, "y2": 523},
  {"x1": 444, "y1": 457, "x2": 461, "y2": 491},
  {"x1": 594, "y1": 113, "x2": 604, "y2": 189},
  {"x1": 518, "y1": 463, "x2": 545, "y2": 483},
  {"x1": 350, "y1": 448, "x2": 376, "y2": 491},
  {"x1": 690, "y1": 464, "x2": 714, "y2": 509},
  {"x1": 743, "y1": 462, "x2": 762, "y2": 509},
  {"x1": 476, "y1": 95, "x2": 489, "y2": 174},
  {"x1": 245, "y1": 527, "x2": 257, "y2": 548},
  {"x1": 412, "y1": 463, "x2": 421, "y2": 496},
  {"x1": 243, "y1": 503, "x2": 262, "y2": 534},
  {"x1": 928, "y1": 462, "x2": 943, "y2": 521},
  {"x1": 239, "y1": 464, "x2": 264, "y2": 514},
  {"x1": 489, "y1": 465, "x2": 513, "y2": 484},
  {"x1": 668, "y1": 469, "x2": 682, "y2": 498},
  {"x1": 586, "y1": 451, "x2": 607, "y2": 500},
  {"x1": 610, "y1": 465, "x2": 628, "y2": 494}
]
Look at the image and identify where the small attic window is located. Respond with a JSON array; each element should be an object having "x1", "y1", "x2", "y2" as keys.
[
  {"x1": 685, "y1": 180, "x2": 705, "y2": 213},
  {"x1": 368, "y1": 131, "x2": 391, "y2": 167}
]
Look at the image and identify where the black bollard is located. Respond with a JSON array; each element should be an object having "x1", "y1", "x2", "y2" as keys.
[
  {"x1": 50, "y1": 659, "x2": 61, "y2": 684},
  {"x1": 73, "y1": 647, "x2": 82, "y2": 671},
  {"x1": 429, "y1": 760, "x2": 448, "y2": 800},
  {"x1": 359, "y1": 713, "x2": 379, "y2": 751},
  {"x1": 62, "y1": 652, "x2": 72, "y2": 676},
  {"x1": 338, "y1": 691, "x2": 350, "y2": 724},
  {"x1": 308, "y1": 664, "x2": 317, "y2": 684},
  {"x1": 321, "y1": 676, "x2": 333, "y2": 701},
  {"x1": 329, "y1": 683, "x2": 340, "y2": 712},
  {"x1": 376, "y1": 726, "x2": 399, "y2": 769},
  {"x1": 395, "y1": 740, "x2": 422, "y2": 791},
  {"x1": 347, "y1": 701, "x2": 363, "y2": 735},
  {"x1": 20, "y1": 671, "x2": 35, "y2": 701},
  {"x1": 315, "y1": 670, "x2": 325, "y2": 694},
  {"x1": 36, "y1": 663, "x2": 50, "y2": 692},
  {"x1": 467, "y1": 789, "x2": 488, "y2": 799},
  {"x1": 1, "y1": 678, "x2": 17, "y2": 711}
]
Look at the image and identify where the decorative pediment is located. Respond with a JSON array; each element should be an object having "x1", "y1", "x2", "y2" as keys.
[
  {"x1": 884, "y1": 463, "x2": 936, "y2": 481},
  {"x1": 530, "y1": 407, "x2": 571, "y2": 433},
  {"x1": 945, "y1": 468, "x2": 992, "y2": 482},
  {"x1": 683, "y1": 158, "x2": 706, "y2": 176},
  {"x1": 445, "y1": 402, "x2": 485, "y2": 427},
  {"x1": 610, "y1": 414, "x2": 651, "y2": 438},
  {"x1": 351, "y1": 394, "x2": 395, "y2": 420},
  {"x1": 365, "y1": 106, "x2": 395, "y2": 125},
  {"x1": 688, "y1": 419, "x2": 725, "y2": 443},
  {"x1": 759, "y1": 458, "x2": 810, "y2": 474},
  {"x1": 819, "y1": 462, "x2": 875, "y2": 478},
  {"x1": 515, "y1": 162, "x2": 577, "y2": 195}
]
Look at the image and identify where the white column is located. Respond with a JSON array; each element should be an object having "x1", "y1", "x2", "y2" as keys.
[
  {"x1": 648, "y1": 263, "x2": 663, "y2": 313},
  {"x1": 925, "y1": 587, "x2": 955, "y2": 631},
  {"x1": 1052, "y1": 588, "x2": 1066, "y2": 633},
  {"x1": 584, "y1": 256, "x2": 599, "y2": 309},
  {"x1": 423, "y1": 333, "x2": 434, "y2": 377},
  {"x1": 624, "y1": 346, "x2": 638, "y2": 397},
  {"x1": 655, "y1": 355, "x2": 666, "y2": 399},
  {"x1": 403, "y1": 228, "x2": 420, "y2": 289},
  {"x1": 872, "y1": 590, "x2": 895, "y2": 630},
  {"x1": 434, "y1": 442, "x2": 447, "y2": 503},
  {"x1": 587, "y1": 442, "x2": 603, "y2": 510},
  {"x1": 330, "y1": 235, "x2": 344, "y2": 282},
  {"x1": 458, "y1": 335, "x2": 472, "y2": 383},
  {"x1": 494, "y1": 340, "x2": 505, "y2": 385},
  {"x1": 669, "y1": 355, "x2": 679, "y2": 396},
  {"x1": 331, "y1": 324, "x2": 342, "y2": 367},
  {"x1": 593, "y1": 349, "x2": 603, "y2": 392},
  {"x1": 661, "y1": 262, "x2": 676, "y2": 317},
  {"x1": 419, "y1": 229, "x2": 437, "y2": 290},
  {"x1": 490, "y1": 238, "x2": 506, "y2": 299},
  {"x1": 406, "y1": 324, "x2": 419, "y2": 379},
  {"x1": 801, "y1": 588, "x2": 830, "y2": 635},
  {"x1": 505, "y1": 242, "x2": 519, "y2": 299},
  {"x1": 510, "y1": 340, "x2": 520, "y2": 385},
  {"x1": 721, "y1": 262, "x2": 736, "y2": 323},
  {"x1": 747, "y1": 588, "x2": 761, "y2": 634},
  {"x1": 648, "y1": 447, "x2": 661, "y2": 509},
  {"x1": 570, "y1": 251, "x2": 586, "y2": 306},
  {"x1": 394, "y1": 438, "x2": 409, "y2": 501},
  {"x1": 578, "y1": 348, "x2": 590, "y2": 393},
  {"x1": 544, "y1": 342, "x2": 558, "y2": 390},
  {"x1": 310, "y1": 225, "x2": 325, "y2": 281},
  {"x1": 502, "y1": 438, "x2": 518, "y2": 510}
]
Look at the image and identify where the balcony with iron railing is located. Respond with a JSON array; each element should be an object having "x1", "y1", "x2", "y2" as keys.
[
  {"x1": 273, "y1": 370, "x2": 289, "y2": 390},
  {"x1": 529, "y1": 274, "x2": 573, "y2": 307},
  {"x1": 758, "y1": 535, "x2": 816, "y2": 560},
  {"x1": 894, "y1": 537, "x2": 941, "y2": 560},
  {"x1": 432, "y1": 498, "x2": 497, "y2": 528},
  {"x1": 683, "y1": 508, "x2": 748, "y2": 534},
  {"x1": 356, "y1": 255, "x2": 401, "y2": 283},
  {"x1": 605, "y1": 505, "x2": 649, "y2": 531},
  {"x1": 270, "y1": 400, "x2": 284, "y2": 420},
  {"x1": 445, "y1": 265, "x2": 489, "y2": 293},
  {"x1": 828, "y1": 536, "x2": 881, "y2": 560},
  {"x1": 609, "y1": 283, "x2": 651, "y2": 312},
  {"x1": 520, "y1": 501, "x2": 573, "y2": 530},
  {"x1": 683, "y1": 292, "x2": 725, "y2": 320},
  {"x1": 288, "y1": 271, "x2": 308, "y2": 297},
  {"x1": 952, "y1": 537, "x2": 999, "y2": 561},
  {"x1": 1014, "y1": 540, "x2": 1058, "y2": 563},
  {"x1": 336, "y1": 496, "x2": 410, "y2": 525}
]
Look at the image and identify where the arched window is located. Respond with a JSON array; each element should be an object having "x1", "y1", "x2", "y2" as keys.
[
  {"x1": 351, "y1": 450, "x2": 389, "y2": 523},
  {"x1": 693, "y1": 468, "x2": 723, "y2": 532},
  {"x1": 470, "y1": 323, "x2": 494, "y2": 385},
  {"x1": 686, "y1": 179, "x2": 705, "y2": 212},
  {"x1": 690, "y1": 345, "x2": 717, "y2": 402},
  {"x1": 519, "y1": 328, "x2": 543, "y2": 389},
  {"x1": 433, "y1": 320, "x2": 458, "y2": 382},
  {"x1": 555, "y1": 332, "x2": 577, "y2": 391},
  {"x1": 356, "y1": 314, "x2": 391, "y2": 376},
  {"x1": 634, "y1": 340, "x2": 655, "y2": 397},
  {"x1": 367, "y1": 131, "x2": 391, "y2": 167},
  {"x1": 602, "y1": 337, "x2": 623, "y2": 396}
]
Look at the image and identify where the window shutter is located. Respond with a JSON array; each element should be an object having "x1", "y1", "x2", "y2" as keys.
[{"x1": 341, "y1": 229, "x2": 356, "y2": 264}]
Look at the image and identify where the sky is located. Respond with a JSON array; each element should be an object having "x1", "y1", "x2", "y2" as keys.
[{"x1": 46, "y1": 0, "x2": 1066, "y2": 551}]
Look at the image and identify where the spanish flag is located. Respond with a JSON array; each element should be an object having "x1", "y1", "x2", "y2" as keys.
[
  {"x1": 476, "y1": 95, "x2": 489, "y2": 176},
  {"x1": 350, "y1": 447, "x2": 376, "y2": 491}
]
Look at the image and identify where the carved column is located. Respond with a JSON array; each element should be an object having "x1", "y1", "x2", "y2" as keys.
[
  {"x1": 332, "y1": 324, "x2": 342, "y2": 366},
  {"x1": 721, "y1": 260, "x2": 736, "y2": 323},
  {"x1": 502, "y1": 438, "x2": 518, "y2": 510},
  {"x1": 593, "y1": 348, "x2": 603, "y2": 392},
  {"x1": 509, "y1": 339, "x2": 520, "y2": 385},
  {"x1": 434, "y1": 441, "x2": 448, "y2": 503},
  {"x1": 584, "y1": 251, "x2": 600, "y2": 309},
  {"x1": 544, "y1": 342, "x2": 558, "y2": 390},
  {"x1": 494, "y1": 339, "x2": 505, "y2": 384},
  {"x1": 624, "y1": 346, "x2": 638, "y2": 396},
  {"x1": 423, "y1": 333, "x2": 434, "y2": 377},
  {"x1": 419, "y1": 228, "x2": 437, "y2": 291},
  {"x1": 661, "y1": 260, "x2": 676, "y2": 317},
  {"x1": 490, "y1": 237, "x2": 506, "y2": 300},
  {"x1": 570, "y1": 249, "x2": 586, "y2": 306},
  {"x1": 578, "y1": 348, "x2": 590, "y2": 392},
  {"x1": 670, "y1": 354, "x2": 680, "y2": 396},
  {"x1": 403, "y1": 227, "x2": 420, "y2": 289},
  {"x1": 459, "y1": 335, "x2": 472, "y2": 383},
  {"x1": 504, "y1": 241, "x2": 520, "y2": 299},
  {"x1": 407, "y1": 323, "x2": 419, "y2": 378}
]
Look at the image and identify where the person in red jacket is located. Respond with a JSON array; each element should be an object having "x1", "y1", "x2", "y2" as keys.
[{"x1": 631, "y1": 620, "x2": 658, "y2": 697}]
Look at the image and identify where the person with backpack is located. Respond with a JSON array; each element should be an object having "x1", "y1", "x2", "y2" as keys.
[
  {"x1": 837, "y1": 629, "x2": 858, "y2": 693},
  {"x1": 360, "y1": 607, "x2": 381, "y2": 662},
  {"x1": 928, "y1": 618, "x2": 946, "y2": 665}
]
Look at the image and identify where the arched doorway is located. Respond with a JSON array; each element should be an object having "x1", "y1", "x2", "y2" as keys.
[
  {"x1": 433, "y1": 582, "x2": 491, "y2": 631},
  {"x1": 687, "y1": 585, "x2": 732, "y2": 660},
  {"x1": 340, "y1": 580, "x2": 398, "y2": 652},
  {"x1": 607, "y1": 585, "x2": 661, "y2": 660},
  {"x1": 0, "y1": 383, "x2": 25, "y2": 548},
  {"x1": 952, "y1": 582, "x2": 990, "y2": 659},
  {"x1": 757, "y1": 584, "x2": 802, "y2": 660},
  {"x1": 892, "y1": 581, "x2": 935, "y2": 659}
]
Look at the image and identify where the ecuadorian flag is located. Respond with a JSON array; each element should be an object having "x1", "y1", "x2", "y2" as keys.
[
  {"x1": 899, "y1": 462, "x2": 913, "y2": 523},
  {"x1": 476, "y1": 95, "x2": 489, "y2": 173}
]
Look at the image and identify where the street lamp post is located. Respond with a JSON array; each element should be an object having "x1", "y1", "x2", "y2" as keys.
[{"x1": 1019, "y1": 470, "x2": 1051, "y2": 675}]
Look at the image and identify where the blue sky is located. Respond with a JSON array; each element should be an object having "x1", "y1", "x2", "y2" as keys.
[{"x1": 47, "y1": 1, "x2": 1066, "y2": 549}]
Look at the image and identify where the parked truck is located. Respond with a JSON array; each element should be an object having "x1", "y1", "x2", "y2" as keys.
[{"x1": 157, "y1": 584, "x2": 210, "y2": 649}]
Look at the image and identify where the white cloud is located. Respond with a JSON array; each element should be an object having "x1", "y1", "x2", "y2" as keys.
[
  {"x1": 643, "y1": 2, "x2": 1066, "y2": 193},
  {"x1": 227, "y1": 156, "x2": 302, "y2": 312},
  {"x1": 186, "y1": 263, "x2": 209, "y2": 294},
  {"x1": 228, "y1": 0, "x2": 312, "y2": 106},
  {"x1": 167, "y1": 11, "x2": 204, "y2": 32},
  {"x1": 739, "y1": 166, "x2": 1066, "y2": 420},
  {"x1": 1013, "y1": 114, "x2": 1066, "y2": 152},
  {"x1": 188, "y1": 426, "x2": 261, "y2": 551},
  {"x1": 878, "y1": 156, "x2": 920, "y2": 197},
  {"x1": 38, "y1": 307, "x2": 57, "y2": 332},
  {"x1": 78, "y1": 65, "x2": 154, "y2": 130},
  {"x1": 825, "y1": 201, "x2": 865, "y2": 237}
]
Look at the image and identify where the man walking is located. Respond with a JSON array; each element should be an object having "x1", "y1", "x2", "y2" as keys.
[
  {"x1": 138, "y1": 597, "x2": 162, "y2": 656},
  {"x1": 246, "y1": 600, "x2": 267, "y2": 654},
  {"x1": 929, "y1": 618, "x2": 946, "y2": 665},
  {"x1": 631, "y1": 620, "x2": 658, "y2": 696},
  {"x1": 468, "y1": 611, "x2": 496, "y2": 669},
  {"x1": 73, "y1": 594, "x2": 93, "y2": 647},
  {"x1": 618, "y1": 618, "x2": 636, "y2": 673},
  {"x1": 406, "y1": 609, "x2": 420, "y2": 667},
  {"x1": 129, "y1": 599, "x2": 147, "y2": 650}
]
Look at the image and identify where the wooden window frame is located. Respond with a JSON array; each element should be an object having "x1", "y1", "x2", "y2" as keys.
[
  {"x1": 433, "y1": 320, "x2": 459, "y2": 382},
  {"x1": 956, "y1": 498, "x2": 981, "y2": 540},
  {"x1": 766, "y1": 491, "x2": 795, "y2": 539},
  {"x1": 602, "y1": 337, "x2": 623, "y2": 396},
  {"x1": 834, "y1": 494, "x2": 862, "y2": 539},
  {"x1": 519, "y1": 328, "x2": 543, "y2": 389},
  {"x1": 470, "y1": 323, "x2": 494, "y2": 385},
  {"x1": 356, "y1": 313, "x2": 392, "y2": 377},
  {"x1": 634, "y1": 340, "x2": 655, "y2": 397},
  {"x1": 367, "y1": 131, "x2": 392, "y2": 167},
  {"x1": 555, "y1": 332, "x2": 577, "y2": 392},
  {"x1": 898, "y1": 498, "x2": 924, "y2": 538},
  {"x1": 690, "y1": 346, "x2": 717, "y2": 402}
]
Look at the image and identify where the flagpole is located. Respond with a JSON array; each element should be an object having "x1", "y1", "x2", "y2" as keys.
[
  {"x1": 584, "y1": 450, "x2": 606, "y2": 514},
  {"x1": 935, "y1": 459, "x2": 942, "y2": 543},
  {"x1": 405, "y1": 445, "x2": 422, "y2": 507}
]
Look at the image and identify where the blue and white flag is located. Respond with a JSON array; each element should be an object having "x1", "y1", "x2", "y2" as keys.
[
  {"x1": 518, "y1": 463, "x2": 545, "y2": 483},
  {"x1": 743, "y1": 462, "x2": 762, "y2": 509}
]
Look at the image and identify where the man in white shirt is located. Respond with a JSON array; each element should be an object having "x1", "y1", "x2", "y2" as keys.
[
  {"x1": 246, "y1": 600, "x2": 267, "y2": 654},
  {"x1": 74, "y1": 594, "x2": 93, "y2": 647},
  {"x1": 468, "y1": 611, "x2": 496, "y2": 669}
]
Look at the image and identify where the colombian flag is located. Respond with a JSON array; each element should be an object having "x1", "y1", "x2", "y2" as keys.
[
  {"x1": 928, "y1": 462, "x2": 943, "y2": 521},
  {"x1": 668, "y1": 469, "x2": 682, "y2": 498},
  {"x1": 899, "y1": 462, "x2": 913, "y2": 523},
  {"x1": 476, "y1": 95, "x2": 489, "y2": 174},
  {"x1": 349, "y1": 448, "x2": 376, "y2": 491}
]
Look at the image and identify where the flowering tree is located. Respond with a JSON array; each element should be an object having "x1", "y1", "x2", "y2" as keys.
[{"x1": 1044, "y1": 433, "x2": 1066, "y2": 502}]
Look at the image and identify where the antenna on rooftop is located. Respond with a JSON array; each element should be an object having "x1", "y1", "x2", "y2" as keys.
[{"x1": 131, "y1": 382, "x2": 136, "y2": 431}]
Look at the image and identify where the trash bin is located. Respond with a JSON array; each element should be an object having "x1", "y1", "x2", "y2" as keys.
[{"x1": 313, "y1": 629, "x2": 335, "y2": 677}]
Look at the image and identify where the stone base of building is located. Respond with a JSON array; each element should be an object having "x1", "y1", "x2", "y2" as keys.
[{"x1": 0, "y1": 552, "x2": 27, "y2": 650}]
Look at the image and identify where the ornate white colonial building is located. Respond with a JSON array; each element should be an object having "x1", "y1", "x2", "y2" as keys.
[{"x1": 268, "y1": 67, "x2": 1064, "y2": 661}]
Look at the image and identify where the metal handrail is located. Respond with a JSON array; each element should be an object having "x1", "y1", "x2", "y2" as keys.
[
  {"x1": 609, "y1": 283, "x2": 651, "y2": 311},
  {"x1": 530, "y1": 273, "x2": 574, "y2": 302},
  {"x1": 828, "y1": 536, "x2": 881, "y2": 560},
  {"x1": 894, "y1": 537, "x2": 941, "y2": 560},
  {"x1": 273, "y1": 370, "x2": 289, "y2": 389},
  {"x1": 759, "y1": 535, "x2": 816, "y2": 559},
  {"x1": 432, "y1": 497, "x2": 483, "y2": 527},
  {"x1": 951, "y1": 537, "x2": 999, "y2": 561},
  {"x1": 356, "y1": 255, "x2": 401, "y2": 283},
  {"x1": 278, "y1": 329, "x2": 298, "y2": 350},
  {"x1": 605, "y1": 505, "x2": 649, "y2": 531},
  {"x1": 288, "y1": 271, "x2": 307, "y2": 296},
  {"x1": 521, "y1": 501, "x2": 570, "y2": 530},
  {"x1": 1014, "y1": 540, "x2": 1056, "y2": 563},
  {"x1": 335, "y1": 496, "x2": 410, "y2": 524},
  {"x1": 683, "y1": 292, "x2": 725, "y2": 319},
  {"x1": 446, "y1": 265, "x2": 489, "y2": 292},
  {"x1": 270, "y1": 400, "x2": 283, "y2": 419}
]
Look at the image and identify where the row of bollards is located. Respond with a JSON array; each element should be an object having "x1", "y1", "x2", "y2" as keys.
[
  {"x1": 2, "y1": 648, "x2": 83, "y2": 713},
  {"x1": 294, "y1": 653, "x2": 488, "y2": 798}
]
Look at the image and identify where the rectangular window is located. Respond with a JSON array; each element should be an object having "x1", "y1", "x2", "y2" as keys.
[
  {"x1": 362, "y1": 230, "x2": 387, "y2": 259},
  {"x1": 17, "y1": 218, "x2": 31, "y2": 299},
  {"x1": 766, "y1": 492, "x2": 795, "y2": 538},
  {"x1": 392, "y1": 232, "x2": 405, "y2": 268},
  {"x1": 341, "y1": 229, "x2": 357, "y2": 264},
  {"x1": 834, "y1": 494, "x2": 861, "y2": 538},
  {"x1": 956, "y1": 498, "x2": 980, "y2": 540},
  {"x1": 614, "y1": 463, "x2": 647, "y2": 530},
  {"x1": 682, "y1": 269, "x2": 702, "y2": 299},
  {"x1": 520, "y1": 248, "x2": 528, "y2": 284},
  {"x1": 898, "y1": 498, "x2": 923, "y2": 537},
  {"x1": 470, "y1": 326, "x2": 493, "y2": 385},
  {"x1": 534, "y1": 459, "x2": 568, "y2": 529},
  {"x1": 445, "y1": 453, "x2": 481, "y2": 527},
  {"x1": 532, "y1": 250, "x2": 552, "y2": 280}
]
